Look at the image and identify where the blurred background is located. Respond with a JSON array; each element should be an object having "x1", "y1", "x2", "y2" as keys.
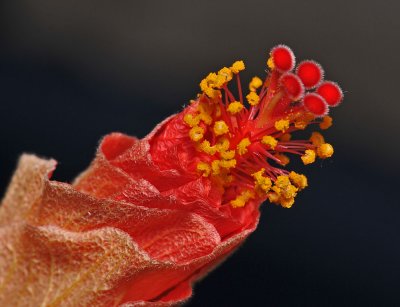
[{"x1": 0, "y1": 0, "x2": 399, "y2": 306}]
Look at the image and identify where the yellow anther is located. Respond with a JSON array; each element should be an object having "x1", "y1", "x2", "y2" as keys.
[
  {"x1": 237, "y1": 138, "x2": 251, "y2": 155},
  {"x1": 249, "y1": 76, "x2": 263, "y2": 92},
  {"x1": 214, "y1": 74, "x2": 227, "y2": 89},
  {"x1": 310, "y1": 132, "x2": 325, "y2": 147},
  {"x1": 213, "y1": 120, "x2": 229, "y2": 136},
  {"x1": 189, "y1": 126, "x2": 204, "y2": 142},
  {"x1": 289, "y1": 171, "x2": 308, "y2": 190},
  {"x1": 274, "y1": 153, "x2": 290, "y2": 166},
  {"x1": 199, "y1": 140, "x2": 217, "y2": 155},
  {"x1": 280, "y1": 197, "x2": 295, "y2": 209},
  {"x1": 204, "y1": 88, "x2": 221, "y2": 99},
  {"x1": 279, "y1": 133, "x2": 292, "y2": 142},
  {"x1": 301, "y1": 149, "x2": 316, "y2": 165},
  {"x1": 317, "y1": 143, "x2": 334, "y2": 159},
  {"x1": 199, "y1": 113, "x2": 212, "y2": 125},
  {"x1": 219, "y1": 159, "x2": 237, "y2": 169},
  {"x1": 267, "y1": 57, "x2": 275, "y2": 70},
  {"x1": 220, "y1": 150, "x2": 235, "y2": 160},
  {"x1": 252, "y1": 169, "x2": 272, "y2": 192},
  {"x1": 231, "y1": 190, "x2": 254, "y2": 208},
  {"x1": 200, "y1": 79, "x2": 209, "y2": 93},
  {"x1": 274, "y1": 175, "x2": 298, "y2": 199},
  {"x1": 294, "y1": 113, "x2": 314, "y2": 130},
  {"x1": 281, "y1": 184, "x2": 298, "y2": 199},
  {"x1": 216, "y1": 137, "x2": 230, "y2": 152},
  {"x1": 211, "y1": 160, "x2": 221, "y2": 175},
  {"x1": 261, "y1": 135, "x2": 278, "y2": 150},
  {"x1": 268, "y1": 191, "x2": 280, "y2": 204},
  {"x1": 230, "y1": 60, "x2": 245, "y2": 74},
  {"x1": 294, "y1": 120, "x2": 308, "y2": 130},
  {"x1": 320, "y1": 115, "x2": 333, "y2": 130},
  {"x1": 197, "y1": 162, "x2": 211, "y2": 177},
  {"x1": 275, "y1": 175, "x2": 291, "y2": 190},
  {"x1": 227, "y1": 101, "x2": 244, "y2": 114},
  {"x1": 275, "y1": 119, "x2": 290, "y2": 132},
  {"x1": 200, "y1": 72, "x2": 217, "y2": 92},
  {"x1": 218, "y1": 67, "x2": 233, "y2": 83},
  {"x1": 184, "y1": 113, "x2": 200, "y2": 127},
  {"x1": 246, "y1": 91, "x2": 260, "y2": 106}
]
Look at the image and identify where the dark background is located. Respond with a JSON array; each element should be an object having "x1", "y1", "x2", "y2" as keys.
[{"x1": 1, "y1": 1, "x2": 399, "y2": 306}]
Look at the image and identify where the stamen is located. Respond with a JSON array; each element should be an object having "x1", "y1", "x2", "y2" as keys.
[{"x1": 183, "y1": 45, "x2": 343, "y2": 209}]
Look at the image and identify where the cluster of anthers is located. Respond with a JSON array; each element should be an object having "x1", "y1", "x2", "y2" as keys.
[{"x1": 183, "y1": 45, "x2": 343, "y2": 209}]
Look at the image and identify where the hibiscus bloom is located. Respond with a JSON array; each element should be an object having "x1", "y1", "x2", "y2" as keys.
[{"x1": 0, "y1": 45, "x2": 343, "y2": 306}]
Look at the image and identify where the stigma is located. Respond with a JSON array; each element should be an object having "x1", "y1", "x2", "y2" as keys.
[{"x1": 183, "y1": 45, "x2": 343, "y2": 209}]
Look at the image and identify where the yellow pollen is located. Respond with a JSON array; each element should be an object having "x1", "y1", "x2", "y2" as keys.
[
  {"x1": 189, "y1": 126, "x2": 204, "y2": 142},
  {"x1": 218, "y1": 67, "x2": 233, "y2": 82},
  {"x1": 261, "y1": 135, "x2": 278, "y2": 150},
  {"x1": 268, "y1": 192, "x2": 280, "y2": 204},
  {"x1": 197, "y1": 162, "x2": 211, "y2": 177},
  {"x1": 219, "y1": 159, "x2": 237, "y2": 169},
  {"x1": 267, "y1": 57, "x2": 275, "y2": 70},
  {"x1": 227, "y1": 101, "x2": 244, "y2": 114},
  {"x1": 275, "y1": 153, "x2": 290, "y2": 166},
  {"x1": 211, "y1": 160, "x2": 221, "y2": 175},
  {"x1": 280, "y1": 197, "x2": 295, "y2": 208},
  {"x1": 320, "y1": 115, "x2": 333, "y2": 130},
  {"x1": 199, "y1": 112, "x2": 212, "y2": 125},
  {"x1": 246, "y1": 91, "x2": 260, "y2": 106},
  {"x1": 301, "y1": 149, "x2": 316, "y2": 165},
  {"x1": 294, "y1": 120, "x2": 308, "y2": 130},
  {"x1": 230, "y1": 60, "x2": 245, "y2": 74},
  {"x1": 249, "y1": 76, "x2": 263, "y2": 92},
  {"x1": 275, "y1": 119, "x2": 290, "y2": 132},
  {"x1": 289, "y1": 171, "x2": 308, "y2": 190},
  {"x1": 279, "y1": 133, "x2": 292, "y2": 142},
  {"x1": 294, "y1": 113, "x2": 314, "y2": 130},
  {"x1": 220, "y1": 150, "x2": 236, "y2": 160},
  {"x1": 310, "y1": 132, "x2": 325, "y2": 147},
  {"x1": 184, "y1": 113, "x2": 200, "y2": 127},
  {"x1": 213, "y1": 120, "x2": 229, "y2": 136},
  {"x1": 237, "y1": 138, "x2": 251, "y2": 155},
  {"x1": 273, "y1": 175, "x2": 298, "y2": 203},
  {"x1": 200, "y1": 73, "x2": 217, "y2": 92},
  {"x1": 199, "y1": 140, "x2": 217, "y2": 155},
  {"x1": 216, "y1": 137, "x2": 230, "y2": 152},
  {"x1": 274, "y1": 175, "x2": 291, "y2": 190},
  {"x1": 204, "y1": 88, "x2": 221, "y2": 99},
  {"x1": 252, "y1": 169, "x2": 272, "y2": 192},
  {"x1": 281, "y1": 184, "x2": 298, "y2": 199},
  {"x1": 317, "y1": 143, "x2": 334, "y2": 159},
  {"x1": 214, "y1": 74, "x2": 227, "y2": 89},
  {"x1": 231, "y1": 190, "x2": 255, "y2": 208}
]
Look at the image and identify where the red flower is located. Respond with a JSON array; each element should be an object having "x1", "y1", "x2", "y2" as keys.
[{"x1": 0, "y1": 45, "x2": 343, "y2": 306}]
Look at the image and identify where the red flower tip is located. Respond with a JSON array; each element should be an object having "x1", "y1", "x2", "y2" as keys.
[
  {"x1": 303, "y1": 93, "x2": 329, "y2": 117},
  {"x1": 317, "y1": 81, "x2": 343, "y2": 107},
  {"x1": 269, "y1": 45, "x2": 296, "y2": 72},
  {"x1": 279, "y1": 72, "x2": 305, "y2": 101},
  {"x1": 296, "y1": 60, "x2": 324, "y2": 89}
]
